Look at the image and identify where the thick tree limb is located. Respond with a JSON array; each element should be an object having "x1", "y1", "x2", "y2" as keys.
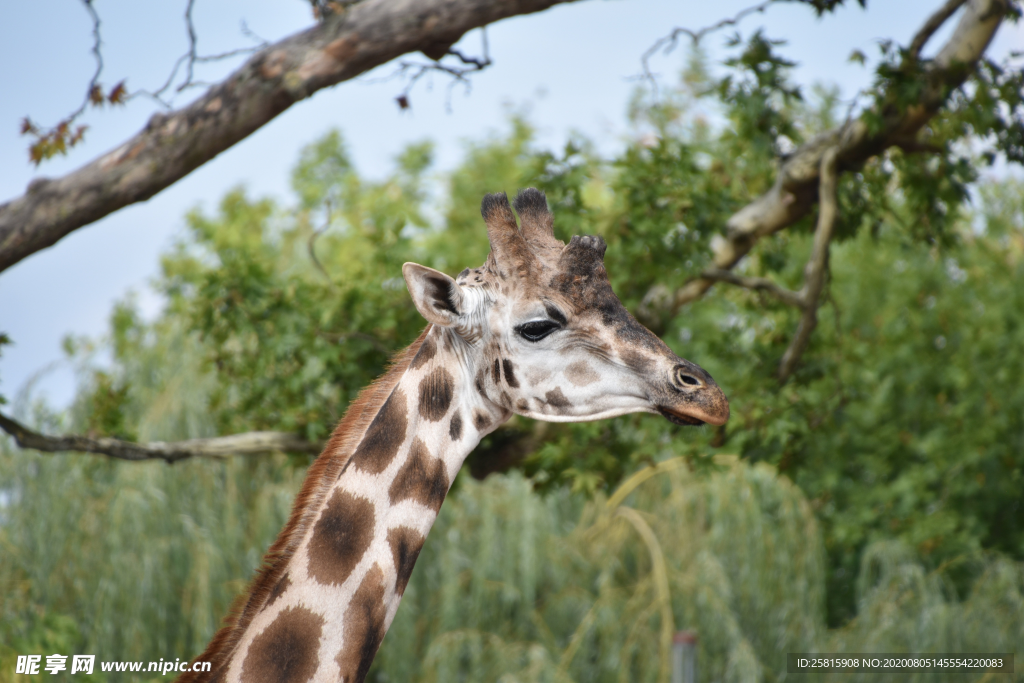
[
  {"x1": 777, "y1": 147, "x2": 838, "y2": 382},
  {"x1": 703, "y1": 150, "x2": 840, "y2": 380},
  {"x1": 0, "y1": 407, "x2": 544, "y2": 474},
  {"x1": 909, "y1": 0, "x2": 970, "y2": 58},
  {"x1": 0, "y1": 0, "x2": 577, "y2": 273},
  {"x1": 0, "y1": 411, "x2": 321, "y2": 463},
  {"x1": 655, "y1": 0, "x2": 1008, "y2": 316}
]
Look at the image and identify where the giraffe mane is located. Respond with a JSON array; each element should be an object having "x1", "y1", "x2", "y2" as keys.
[{"x1": 177, "y1": 327, "x2": 431, "y2": 683}]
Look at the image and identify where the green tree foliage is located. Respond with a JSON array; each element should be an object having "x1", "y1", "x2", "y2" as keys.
[
  {"x1": 149, "y1": 132, "x2": 434, "y2": 442},
  {"x1": 3, "y1": 19, "x2": 1024, "y2": 675},
  {"x1": 39, "y1": 39, "x2": 1024, "y2": 622}
]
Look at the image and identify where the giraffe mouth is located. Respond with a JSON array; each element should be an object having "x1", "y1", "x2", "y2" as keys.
[{"x1": 657, "y1": 406, "x2": 706, "y2": 426}]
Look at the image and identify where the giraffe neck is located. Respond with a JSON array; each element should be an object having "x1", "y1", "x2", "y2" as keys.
[{"x1": 191, "y1": 326, "x2": 507, "y2": 683}]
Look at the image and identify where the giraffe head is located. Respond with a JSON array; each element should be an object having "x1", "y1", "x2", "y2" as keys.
[{"x1": 403, "y1": 189, "x2": 729, "y2": 427}]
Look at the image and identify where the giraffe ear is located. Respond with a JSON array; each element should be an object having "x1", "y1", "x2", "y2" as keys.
[{"x1": 403, "y1": 263, "x2": 465, "y2": 327}]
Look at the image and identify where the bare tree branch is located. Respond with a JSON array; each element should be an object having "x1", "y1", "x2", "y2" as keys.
[
  {"x1": 0, "y1": 0, "x2": 578, "y2": 274},
  {"x1": 909, "y1": 0, "x2": 970, "y2": 58},
  {"x1": 635, "y1": 0, "x2": 1009, "y2": 380},
  {"x1": 133, "y1": 0, "x2": 269, "y2": 109},
  {"x1": 18, "y1": 0, "x2": 117, "y2": 164},
  {"x1": 371, "y1": 28, "x2": 493, "y2": 112},
  {"x1": 698, "y1": 268, "x2": 806, "y2": 309},
  {"x1": 0, "y1": 411, "x2": 321, "y2": 464},
  {"x1": 700, "y1": 149, "x2": 839, "y2": 380},
  {"x1": 308, "y1": 200, "x2": 337, "y2": 288},
  {"x1": 777, "y1": 146, "x2": 839, "y2": 382},
  {"x1": 74, "y1": 0, "x2": 105, "y2": 123},
  {"x1": 640, "y1": 0, "x2": 778, "y2": 91},
  {"x1": 655, "y1": 0, "x2": 1008, "y2": 317}
]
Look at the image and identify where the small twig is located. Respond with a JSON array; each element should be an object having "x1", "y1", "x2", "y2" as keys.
[
  {"x1": 368, "y1": 28, "x2": 492, "y2": 112},
  {"x1": 908, "y1": 0, "x2": 969, "y2": 59},
  {"x1": 182, "y1": 0, "x2": 199, "y2": 90},
  {"x1": 240, "y1": 20, "x2": 267, "y2": 45},
  {"x1": 0, "y1": 411, "x2": 321, "y2": 464},
  {"x1": 308, "y1": 201, "x2": 337, "y2": 288},
  {"x1": 137, "y1": 55, "x2": 190, "y2": 108},
  {"x1": 193, "y1": 47, "x2": 266, "y2": 65},
  {"x1": 700, "y1": 268, "x2": 806, "y2": 309},
  {"x1": 76, "y1": 0, "x2": 105, "y2": 121},
  {"x1": 640, "y1": 0, "x2": 778, "y2": 93},
  {"x1": 447, "y1": 42, "x2": 490, "y2": 69},
  {"x1": 19, "y1": 0, "x2": 112, "y2": 163},
  {"x1": 133, "y1": 0, "x2": 268, "y2": 108},
  {"x1": 778, "y1": 146, "x2": 839, "y2": 383}
]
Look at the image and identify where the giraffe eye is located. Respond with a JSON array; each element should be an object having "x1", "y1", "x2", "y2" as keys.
[{"x1": 517, "y1": 320, "x2": 560, "y2": 342}]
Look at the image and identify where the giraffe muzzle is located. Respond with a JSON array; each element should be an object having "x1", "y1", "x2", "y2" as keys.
[{"x1": 656, "y1": 361, "x2": 730, "y2": 427}]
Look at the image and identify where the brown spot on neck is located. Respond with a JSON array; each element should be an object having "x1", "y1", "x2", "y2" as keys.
[
  {"x1": 409, "y1": 335, "x2": 436, "y2": 370},
  {"x1": 336, "y1": 565, "x2": 388, "y2": 683},
  {"x1": 418, "y1": 367, "x2": 454, "y2": 422},
  {"x1": 240, "y1": 606, "x2": 323, "y2": 683},
  {"x1": 473, "y1": 411, "x2": 492, "y2": 431},
  {"x1": 387, "y1": 526, "x2": 425, "y2": 595},
  {"x1": 261, "y1": 573, "x2": 291, "y2": 613},
  {"x1": 307, "y1": 489, "x2": 375, "y2": 587},
  {"x1": 350, "y1": 388, "x2": 408, "y2": 474},
  {"x1": 449, "y1": 413, "x2": 463, "y2": 441},
  {"x1": 388, "y1": 438, "x2": 449, "y2": 512}
]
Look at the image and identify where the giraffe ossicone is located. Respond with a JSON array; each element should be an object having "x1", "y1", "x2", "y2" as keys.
[{"x1": 179, "y1": 188, "x2": 729, "y2": 683}]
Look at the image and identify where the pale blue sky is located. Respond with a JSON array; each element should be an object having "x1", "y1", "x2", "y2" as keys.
[{"x1": 1, "y1": 0, "x2": 1020, "y2": 409}]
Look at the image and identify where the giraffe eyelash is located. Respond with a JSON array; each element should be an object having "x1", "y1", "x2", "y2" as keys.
[{"x1": 516, "y1": 320, "x2": 560, "y2": 342}]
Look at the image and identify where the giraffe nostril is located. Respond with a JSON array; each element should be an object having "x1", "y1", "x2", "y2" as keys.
[{"x1": 675, "y1": 368, "x2": 701, "y2": 388}]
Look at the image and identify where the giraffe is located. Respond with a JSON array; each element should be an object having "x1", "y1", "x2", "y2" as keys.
[{"x1": 178, "y1": 188, "x2": 729, "y2": 683}]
